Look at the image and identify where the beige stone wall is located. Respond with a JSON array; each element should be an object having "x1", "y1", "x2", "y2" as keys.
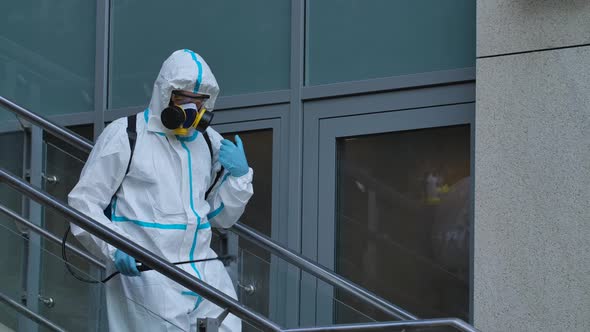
[{"x1": 475, "y1": 1, "x2": 590, "y2": 331}]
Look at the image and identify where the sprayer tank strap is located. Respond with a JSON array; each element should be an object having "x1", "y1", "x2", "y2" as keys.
[{"x1": 125, "y1": 114, "x2": 137, "y2": 174}]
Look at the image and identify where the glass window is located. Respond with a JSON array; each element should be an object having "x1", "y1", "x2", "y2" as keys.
[
  {"x1": 335, "y1": 125, "x2": 471, "y2": 321},
  {"x1": 219, "y1": 130, "x2": 273, "y2": 331},
  {"x1": 222, "y1": 130, "x2": 273, "y2": 237},
  {"x1": 0, "y1": 1, "x2": 96, "y2": 121},
  {"x1": 306, "y1": 0, "x2": 475, "y2": 85},
  {"x1": 109, "y1": 1, "x2": 291, "y2": 109}
]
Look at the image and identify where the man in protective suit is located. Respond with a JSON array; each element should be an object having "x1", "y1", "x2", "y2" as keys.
[{"x1": 68, "y1": 49, "x2": 252, "y2": 331}]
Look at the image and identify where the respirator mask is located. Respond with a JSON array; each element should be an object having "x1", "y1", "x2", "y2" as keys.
[{"x1": 160, "y1": 92, "x2": 214, "y2": 136}]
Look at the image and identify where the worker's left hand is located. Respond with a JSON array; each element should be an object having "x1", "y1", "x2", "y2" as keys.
[{"x1": 219, "y1": 135, "x2": 249, "y2": 177}]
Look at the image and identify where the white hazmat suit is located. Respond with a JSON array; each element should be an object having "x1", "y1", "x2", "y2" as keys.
[{"x1": 68, "y1": 49, "x2": 252, "y2": 331}]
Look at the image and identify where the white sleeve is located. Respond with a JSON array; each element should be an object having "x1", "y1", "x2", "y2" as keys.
[
  {"x1": 205, "y1": 129, "x2": 254, "y2": 229},
  {"x1": 67, "y1": 120, "x2": 133, "y2": 261}
]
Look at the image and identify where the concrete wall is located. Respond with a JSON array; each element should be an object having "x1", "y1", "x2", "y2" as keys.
[{"x1": 475, "y1": 1, "x2": 590, "y2": 331}]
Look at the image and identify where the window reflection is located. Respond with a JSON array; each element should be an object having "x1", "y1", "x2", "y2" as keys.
[{"x1": 335, "y1": 125, "x2": 471, "y2": 322}]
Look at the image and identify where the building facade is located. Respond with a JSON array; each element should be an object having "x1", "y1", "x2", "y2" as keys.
[{"x1": 0, "y1": 1, "x2": 587, "y2": 331}]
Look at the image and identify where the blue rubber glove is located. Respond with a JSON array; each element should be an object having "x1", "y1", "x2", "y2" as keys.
[
  {"x1": 114, "y1": 250, "x2": 140, "y2": 277},
  {"x1": 219, "y1": 135, "x2": 249, "y2": 177}
]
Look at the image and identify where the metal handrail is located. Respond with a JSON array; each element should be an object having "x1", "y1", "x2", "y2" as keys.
[
  {"x1": 233, "y1": 223, "x2": 417, "y2": 320},
  {"x1": 0, "y1": 95, "x2": 94, "y2": 152},
  {"x1": 0, "y1": 168, "x2": 282, "y2": 331},
  {"x1": 0, "y1": 95, "x2": 417, "y2": 321},
  {"x1": 0, "y1": 203, "x2": 105, "y2": 269},
  {"x1": 284, "y1": 318, "x2": 479, "y2": 332},
  {"x1": 0, "y1": 291, "x2": 66, "y2": 332}
]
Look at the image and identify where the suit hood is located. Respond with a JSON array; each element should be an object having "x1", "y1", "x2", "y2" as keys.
[{"x1": 147, "y1": 49, "x2": 219, "y2": 133}]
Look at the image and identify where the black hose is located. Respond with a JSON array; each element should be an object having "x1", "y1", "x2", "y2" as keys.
[
  {"x1": 62, "y1": 226, "x2": 236, "y2": 284},
  {"x1": 101, "y1": 255, "x2": 236, "y2": 283},
  {"x1": 62, "y1": 226, "x2": 100, "y2": 284}
]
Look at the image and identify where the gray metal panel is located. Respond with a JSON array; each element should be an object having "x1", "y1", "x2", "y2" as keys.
[
  {"x1": 22, "y1": 126, "x2": 43, "y2": 332},
  {"x1": 304, "y1": 82, "x2": 475, "y2": 117},
  {"x1": 274, "y1": 100, "x2": 293, "y2": 327},
  {"x1": 0, "y1": 80, "x2": 474, "y2": 133},
  {"x1": 315, "y1": 117, "x2": 338, "y2": 325},
  {"x1": 213, "y1": 118, "x2": 280, "y2": 133},
  {"x1": 289, "y1": 0, "x2": 305, "y2": 327},
  {"x1": 212, "y1": 104, "x2": 289, "y2": 125},
  {"x1": 302, "y1": 67, "x2": 475, "y2": 100},
  {"x1": 271, "y1": 122, "x2": 285, "y2": 325},
  {"x1": 277, "y1": 108, "x2": 291, "y2": 247},
  {"x1": 103, "y1": 103, "x2": 289, "y2": 125},
  {"x1": 320, "y1": 104, "x2": 474, "y2": 140},
  {"x1": 19, "y1": 130, "x2": 31, "y2": 327},
  {"x1": 92, "y1": 0, "x2": 109, "y2": 140},
  {"x1": 314, "y1": 103, "x2": 475, "y2": 323},
  {"x1": 21, "y1": 85, "x2": 42, "y2": 332},
  {"x1": 214, "y1": 90, "x2": 290, "y2": 110},
  {"x1": 300, "y1": 100, "x2": 320, "y2": 326}
]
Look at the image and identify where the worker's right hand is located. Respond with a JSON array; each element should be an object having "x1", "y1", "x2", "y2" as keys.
[
  {"x1": 114, "y1": 250, "x2": 141, "y2": 276},
  {"x1": 219, "y1": 135, "x2": 249, "y2": 177}
]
